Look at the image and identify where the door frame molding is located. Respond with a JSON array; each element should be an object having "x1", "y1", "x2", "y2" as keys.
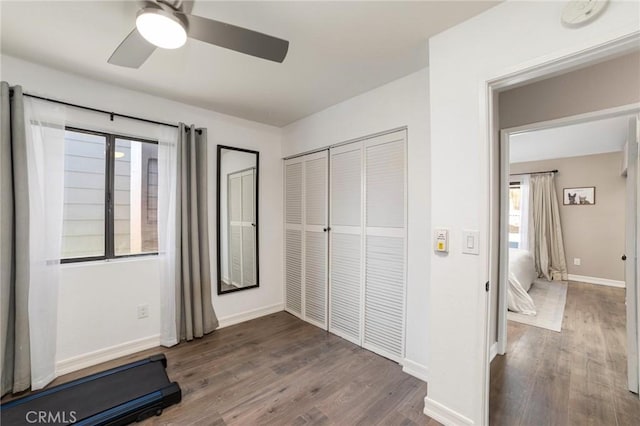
[
  {"x1": 496, "y1": 103, "x2": 640, "y2": 356},
  {"x1": 484, "y1": 32, "x2": 640, "y2": 425}
]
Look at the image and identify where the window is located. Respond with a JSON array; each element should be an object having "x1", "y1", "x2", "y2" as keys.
[
  {"x1": 508, "y1": 182, "x2": 521, "y2": 249},
  {"x1": 62, "y1": 128, "x2": 158, "y2": 262}
]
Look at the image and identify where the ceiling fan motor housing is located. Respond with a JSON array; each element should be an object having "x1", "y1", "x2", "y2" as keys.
[{"x1": 137, "y1": 4, "x2": 189, "y2": 30}]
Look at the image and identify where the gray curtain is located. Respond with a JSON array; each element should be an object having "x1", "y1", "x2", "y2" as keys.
[
  {"x1": 1, "y1": 82, "x2": 31, "y2": 396},
  {"x1": 530, "y1": 173, "x2": 568, "y2": 281},
  {"x1": 177, "y1": 124, "x2": 218, "y2": 341}
]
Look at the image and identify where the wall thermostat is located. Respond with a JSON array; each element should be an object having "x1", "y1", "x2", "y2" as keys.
[{"x1": 434, "y1": 229, "x2": 449, "y2": 253}]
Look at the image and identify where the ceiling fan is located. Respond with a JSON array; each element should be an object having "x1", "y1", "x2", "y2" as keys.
[{"x1": 108, "y1": 0, "x2": 289, "y2": 68}]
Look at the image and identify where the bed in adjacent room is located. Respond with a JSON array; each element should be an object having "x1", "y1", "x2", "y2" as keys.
[{"x1": 508, "y1": 248, "x2": 537, "y2": 315}]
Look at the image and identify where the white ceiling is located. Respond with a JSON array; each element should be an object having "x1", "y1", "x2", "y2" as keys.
[
  {"x1": 0, "y1": 1, "x2": 500, "y2": 127},
  {"x1": 510, "y1": 115, "x2": 634, "y2": 164}
]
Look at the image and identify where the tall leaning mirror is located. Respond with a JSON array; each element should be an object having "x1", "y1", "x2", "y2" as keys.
[{"x1": 216, "y1": 145, "x2": 259, "y2": 294}]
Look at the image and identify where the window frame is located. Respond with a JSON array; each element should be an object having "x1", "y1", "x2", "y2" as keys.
[
  {"x1": 61, "y1": 126, "x2": 159, "y2": 263},
  {"x1": 508, "y1": 180, "x2": 522, "y2": 249}
]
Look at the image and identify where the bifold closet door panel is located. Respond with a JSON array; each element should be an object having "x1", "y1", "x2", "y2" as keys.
[
  {"x1": 241, "y1": 170, "x2": 256, "y2": 286},
  {"x1": 284, "y1": 159, "x2": 303, "y2": 317},
  {"x1": 229, "y1": 173, "x2": 243, "y2": 286},
  {"x1": 365, "y1": 133, "x2": 405, "y2": 227},
  {"x1": 364, "y1": 235, "x2": 405, "y2": 360},
  {"x1": 328, "y1": 143, "x2": 363, "y2": 345},
  {"x1": 303, "y1": 152, "x2": 329, "y2": 328},
  {"x1": 363, "y1": 130, "x2": 406, "y2": 362},
  {"x1": 286, "y1": 130, "x2": 406, "y2": 362}
]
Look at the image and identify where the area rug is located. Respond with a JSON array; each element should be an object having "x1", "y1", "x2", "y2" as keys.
[{"x1": 507, "y1": 279, "x2": 568, "y2": 332}]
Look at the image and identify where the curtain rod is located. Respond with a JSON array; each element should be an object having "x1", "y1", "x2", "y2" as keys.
[
  {"x1": 510, "y1": 169, "x2": 558, "y2": 176},
  {"x1": 9, "y1": 88, "x2": 181, "y2": 130}
]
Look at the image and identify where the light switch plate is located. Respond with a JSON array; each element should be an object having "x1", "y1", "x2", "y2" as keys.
[{"x1": 462, "y1": 230, "x2": 480, "y2": 255}]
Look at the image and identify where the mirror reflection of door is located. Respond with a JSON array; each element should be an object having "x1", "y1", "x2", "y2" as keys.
[
  {"x1": 217, "y1": 146, "x2": 259, "y2": 294},
  {"x1": 228, "y1": 168, "x2": 256, "y2": 288}
]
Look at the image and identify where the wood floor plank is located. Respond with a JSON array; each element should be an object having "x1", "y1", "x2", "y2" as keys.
[
  {"x1": 291, "y1": 407, "x2": 331, "y2": 426},
  {"x1": 3, "y1": 312, "x2": 432, "y2": 425},
  {"x1": 490, "y1": 281, "x2": 640, "y2": 425}
]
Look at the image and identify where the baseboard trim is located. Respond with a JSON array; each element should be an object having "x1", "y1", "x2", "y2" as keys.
[
  {"x1": 56, "y1": 334, "x2": 161, "y2": 376},
  {"x1": 568, "y1": 274, "x2": 625, "y2": 288},
  {"x1": 424, "y1": 397, "x2": 474, "y2": 426},
  {"x1": 402, "y1": 359, "x2": 429, "y2": 382},
  {"x1": 217, "y1": 303, "x2": 284, "y2": 329},
  {"x1": 54, "y1": 304, "x2": 284, "y2": 377},
  {"x1": 490, "y1": 342, "x2": 498, "y2": 362}
]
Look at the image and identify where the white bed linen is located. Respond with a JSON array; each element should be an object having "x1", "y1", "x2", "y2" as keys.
[{"x1": 508, "y1": 248, "x2": 537, "y2": 315}]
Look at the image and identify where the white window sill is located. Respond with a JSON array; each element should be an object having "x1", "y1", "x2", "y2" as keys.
[{"x1": 60, "y1": 255, "x2": 158, "y2": 269}]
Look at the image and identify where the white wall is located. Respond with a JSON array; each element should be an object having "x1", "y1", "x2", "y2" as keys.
[
  {"x1": 283, "y1": 68, "x2": 430, "y2": 380},
  {"x1": 1, "y1": 55, "x2": 284, "y2": 372},
  {"x1": 427, "y1": 1, "x2": 639, "y2": 425}
]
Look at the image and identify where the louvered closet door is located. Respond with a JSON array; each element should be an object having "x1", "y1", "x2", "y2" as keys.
[
  {"x1": 284, "y1": 158, "x2": 304, "y2": 317},
  {"x1": 363, "y1": 130, "x2": 406, "y2": 362},
  {"x1": 241, "y1": 169, "x2": 256, "y2": 286},
  {"x1": 328, "y1": 142, "x2": 363, "y2": 345},
  {"x1": 229, "y1": 169, "x2": 256, "y2": 288},
  {"x1": 228, "y1": 172, "x2": 243, "y2": 286},
  {"x1": 303, "y1": 151, "x2": 329, "y2": 328}
]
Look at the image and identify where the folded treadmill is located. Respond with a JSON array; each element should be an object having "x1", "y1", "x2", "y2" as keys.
[{"x1": 1, "y1": 354, "x2": 181, "y2": 426}]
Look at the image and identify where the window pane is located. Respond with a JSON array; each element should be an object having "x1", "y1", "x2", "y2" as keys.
[
  {"x1": 508, "y1": 185, "x2": 521, "y2": 249},
  {"x1": 62, "y1": 130, "x2": 106, "y2": 259},
  {"x1": 114, "y1": 138, "x2": 158, "y2": 256}
]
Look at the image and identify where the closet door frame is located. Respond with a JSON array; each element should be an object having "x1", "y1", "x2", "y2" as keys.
[
  {"x1": 328, "y1": 141, "x2": 364, "y2": 346},
  {"x1": 285, "y1": 127, "x2": 408, "y2": 363}
]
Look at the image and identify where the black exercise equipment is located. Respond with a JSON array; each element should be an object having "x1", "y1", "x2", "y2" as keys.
[{"x1": 1, "y1": 354, "x2": 181, "y2": 426}]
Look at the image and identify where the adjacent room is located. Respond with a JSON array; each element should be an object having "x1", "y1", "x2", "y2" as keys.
[
  {"x1": 493, "y1": 115, "x2": 637, "y2": 423},
  {"x1": 1, "y1": 1, "x2": 639, "y2": 425},
  {"x1": 489, "y1": 51, "x2": 640, "y2": 425}
]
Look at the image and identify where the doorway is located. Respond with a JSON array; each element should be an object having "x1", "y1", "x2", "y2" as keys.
[
  {"x1": 490, "y1": 109, "x2": 639, "y2": 423},
  {"x1": 485, "y1": 47, "x2": 640, "y2": 425}
]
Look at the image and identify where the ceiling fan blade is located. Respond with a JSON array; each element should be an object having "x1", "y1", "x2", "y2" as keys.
[
  {"x1": 179, "y1": 0, "x2": 195, "y2": 14},
  {"x1": 108, "y1": 28, "x2": 157, "y2": 68},
  {"x1": 184, "y1": 14, "x2": 289, "y2": 63}
]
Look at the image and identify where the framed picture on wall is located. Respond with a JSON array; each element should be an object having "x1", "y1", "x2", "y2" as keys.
[{"x1": 563, "y1": 187, "x2": 595, "y2": 205}]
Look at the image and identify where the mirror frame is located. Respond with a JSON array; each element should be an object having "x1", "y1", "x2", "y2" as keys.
[{"x1": 216, "y1": 145, "x2": 260, "y2": 295}]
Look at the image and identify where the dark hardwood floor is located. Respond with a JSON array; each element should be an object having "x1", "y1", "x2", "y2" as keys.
[
  {"x1": 24, "y1": 312, "x2": 436, "y2": 425},
  {"x1": 490, "y1": 281, "x2": 640, "y2": 425},
  {"x1": 7, "y1": 281, "x2": 639, "y2": 425}
]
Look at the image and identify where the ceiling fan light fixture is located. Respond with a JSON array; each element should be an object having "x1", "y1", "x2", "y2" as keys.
[{"x1": 136, "y1": 8, "x2": 187, "y2": 49}]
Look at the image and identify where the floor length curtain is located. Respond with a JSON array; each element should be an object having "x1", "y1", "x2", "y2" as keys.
[
  {"x1": 158, "y1": 124, "x2": 180, "y2": 347},
  {"x1": 24, "y1": 96, "x2": 65, "y2": 390},
  {"x1": 519, "y1": 174, "x2": 531, "y2": 252},
  {"x1": 159, "y1": 123, "x2": 218, "y2": 346},
  {"x1": 1, "y1": 83, "x2": 31, "y2": 395},
  {"x1": 1, "y1": 83, "x2": 64, "y2": 395},
  {"x1": 530, "y1": 173, "x2": 568, "y2": 281},
  {"x1": 179, "y1": 125, "x2": 218, "y2": 340}
]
